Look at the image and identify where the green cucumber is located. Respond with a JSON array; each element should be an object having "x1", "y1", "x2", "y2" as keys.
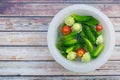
[
  {"x1": 64, "y1": 39, "x2": 78, "y2": 46},
  {"x1": 80, "y1": 31, "x2": 86, "y2": 38},
  {"x1": 88, "y1": 26, "x2": 102, "y2": 38},
  {"x1": 66, "y1": 46, "x2": 74, "y2": 53},
  {"x1": 85, "y1": 17, "x2": 99, "y2": 27},
  {"x1": 74, "y1": 44, "x2": 81, "y2": 51},
  {"x1": 71, "y1": 14, "x2": 92, "y2": 22},
  {"x1": 83, "y1": 38, "x2": 94, "y2": 53},
  {"x1": 92, "y1": 43, "x2": 104, "y2": 58},
  {"x1": 84, "y1": 25, "x2": 96, "y2": 43},
  {"x1": 61, "y1": 32, "x2": 77, "y2": 41},
  {"x1": 91, "y1": 28, "x2": 102, "y2": 38}
]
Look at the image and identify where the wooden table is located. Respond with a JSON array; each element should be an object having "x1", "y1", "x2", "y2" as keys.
[{"x1": 0, "y1": 0, "x2": 120, "y2": 80}]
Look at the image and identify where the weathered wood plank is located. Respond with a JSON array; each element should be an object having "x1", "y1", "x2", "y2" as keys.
[
  {"x1": 0, "y1": 77, "x2": 64, "y2": 80},
  {"x1": 0, "y1": 47, "x2": 52, "y2": 60},
  {"x1": 111, "y1": 46, "x2": 120, "y2": 60},
  {"x1": 0, "y1": 32, "x2": 118, "y2": 45},
  {"x1": 110, "y1": 18, "x2": 120, "y2": 31},
  {"x1": 115, "y1": 32, "x2": 120, "y2": 45},
  {"x1": 0, "y1": 46, "x2": 118, "y2": 61},
  {"x1": 0, "y1": 18, "x2": 118, "y2": 31},
  {"x1": 20, "y1": 4, "x2": 120, "y2": 17},
  {"x1": 0, "y1": 4, "x2": 120, "y2": 17},
  {"x1": 64, "y1": 76, "x2": 120, "y2": 80},
  {"x1": 0, "y1": 76, "x2": 119, "y2": 80},
  {"x1": 0, "y1": 17, "x2": 51, "y2": 31},
  {"x1": 0, "y1": 0, "x2": 114, "y2": 3},
  {"x1": 0, "y1": 61, "x2": 119, "y2": 75},
  {"x1": 0, "y1": 32, "x2": 46, "y2": 45}
]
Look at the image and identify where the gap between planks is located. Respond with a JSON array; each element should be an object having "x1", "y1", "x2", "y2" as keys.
[
  {"x1": 0, "y1": 75, "x2": 120, "y2": 77},
  {"x1": 0, "y1": 75, "x2": 120, "y2": 80}
]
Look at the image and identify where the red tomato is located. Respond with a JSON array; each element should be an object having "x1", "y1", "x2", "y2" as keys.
[
  {"x1": 61, "y1": 26, "x2": 71, "y2": 35},
  {"x1": 96, "y1": 25, "x2": 103, "y2": 31},
  {"x1": 76, "y1": 48, "x2": 86, "y2": 58}
]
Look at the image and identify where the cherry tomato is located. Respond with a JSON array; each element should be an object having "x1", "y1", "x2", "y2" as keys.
[
  {"x1": 61, "y1": 26, "x2": 71, "y2": 35},
  {"x1": 76, "y1": 48, "x2": 86, "y2": 58},
  {"x1": 96, "y1": 25, "x2": 103, "y2": 31}
]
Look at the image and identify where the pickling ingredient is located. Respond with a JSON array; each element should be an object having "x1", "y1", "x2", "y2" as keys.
[
  {"x1": 83, "y1": 38, "x2": 93, "y2": 53},
  {"x1": 72, "y1": 23, "x2": 82, "y2": 33},
  {"x1": 88, "y1": 26, "x2": 102, "y2": 38},
  {"x1": 64, "y1": 39, "x2": 78, "y2": 46},
  {"x1": 61, "y1": 26, "x2": 71, "y2": 35},
  {"x1": 66, "y1": 46, "x2": 74, "y2": 53},
  {"x1": 65, "y1": 16, "x2": 75, "y2": 26},
  {"x1": 92, "y1": 43, "x2": 104, "y2": 58},
  {"x1": 71, "y1": 14, "x2": 92, "y2": 22},
  {"x1": 67, "y1": 52, "x2": 77, "y2": 60},
  {"x1": 85, "y1": 17, "x2": 99, "y2": 27},
  {"x1": 96, "y1": 24, "x2": 103, "y2": 31},
  {"x1": 81, "y1": 52, "x2": 91, "y2": 63},
  {"x1": 83, "y1": 25, "x2": 96, "y2": 43},
  {"x1": 96, "y1": 35, "x2": 104, "y2": 45},
  {"x1": 76, "y1": 48, "x2": 86, "y2": 58},
  {"x1": 61, "y1": 32, "x2": 77, "y2": 41}
]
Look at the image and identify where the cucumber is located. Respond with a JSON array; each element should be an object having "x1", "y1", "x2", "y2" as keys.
[
  {"x1": 71, "y1": 14, "x2": 92, "y2": 22},
  {"x1": 61, "y1": 32, "x2": 77, "y2": 41},
  {"x1": 80, "y1": 31, "x2": 86, "y2": 38},
  {"x1": 83, "y1": 38, "x2": 94, "y2": 53},
  {"x1": 64, "y1": 39, "x2": 78, "y2": 46},
  {"x1": 88, "y1": 26, "x2": 102, "y2": 38},
  {"x1": 91, "y1": 27, "x2": 102, "y2": 38},
  {"x1": 74, "y1": 44, "x2": 84, "y2": 51},
  {"x1": 66, "y1": 46, "x2": 74, "y2": 53},
  {"x1": 92, "y1": 43, "x2": 104, "y2": 58},
  {"x1": 84, "y1": 25, "x2": 96, "y2": 43},
  {"x1": 85, "y1": 17, "x2": 99, "y2": 27}
]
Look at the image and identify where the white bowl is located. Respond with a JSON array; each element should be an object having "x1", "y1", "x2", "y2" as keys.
[{"x1": 47, "y1": 4, "x2": 115, "y2": 72}]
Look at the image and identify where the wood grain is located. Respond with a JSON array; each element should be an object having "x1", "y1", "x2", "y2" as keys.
[
  {"x1": 0, "y1": 32, "x2": 46, "y2": 45},
  {"x1": 0, "y1": 18, "x2": 119, "y2": 31},
  {"x1": 0, "y1": 46, "x2": 119, "y2": 61},
  {"x1": 0, "y1": 4, "x2": 120, "y2": 17},
  {"x1": 0, "y1": 0, "x2": 114, "y2": 3},
  {"x1": 0, "y1": 17, "x2": 51, "y2": 31},
  {"x1": 0, "y1": 47, "x2": 52, "y2": 60},
  {"x1": 0, "y1": 0, "x2": 119, "y2": 78},
  {"x1": 0, "y1": 61, "x2": 119, "y2": 75},
  {"x1": 0, "y1": 76, "x2": 119, "y2": 80},
  {"x1": 0, "y1": 77, "x2": 64, "y2": 80}
]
